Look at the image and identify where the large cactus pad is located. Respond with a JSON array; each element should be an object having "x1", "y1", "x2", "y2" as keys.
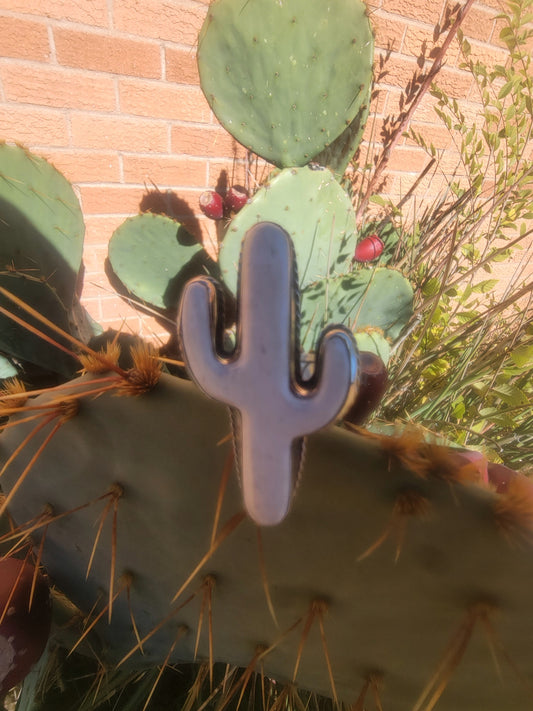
[
  {"x1": 2, "y1": 373, "x2": 533, "y2": 710},
  {"x1": 197, "y1": 0, "x2": 374, "y2": 167}
]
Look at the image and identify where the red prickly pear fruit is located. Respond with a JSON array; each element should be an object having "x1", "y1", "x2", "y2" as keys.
[
  {"x1": 199, "y1": 190, "x2": 224, "y2": 220},
  {"x1": 225, "y1": 185, "x2": 249, "y2": 213},
  {"x1": 353, "y1": 234, "x2": 384, "y2": 263},
  {"x1": 343, "y1": 351, "x2": 388, "y2": 425},
  {"x1": 0, "y1": 558, "x2": 52, "y2": 695}
]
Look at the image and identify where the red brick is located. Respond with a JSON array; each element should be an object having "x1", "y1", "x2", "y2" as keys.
[
  {"x1": 80, "y1": 295, "x2": 103, "y2": 323},
  {"x1": 0, "y1": 106, "x2": 68, "y2": 146},
  {"x1": 405, "y1": 121, "x2": 453, "y2": 150},
  {"x1": 38, "y1": 149, "x2": 120, "y2": 183},
  {"x1": 369, "y1": 89, "x2": 388, "y2": 116},
  {"x1": 381, "y1": 0, "x2": 443, "y2": 26},
  {"x1": 464, "y1": 40, "x2": 509, "y2": 72},
  {"x1": 0, "y1": 0, "x2": 108, "y2": 26},
  {"x1": 80, "y1": 185, "x2": 202, "y2": 219},
  {"x1": 122, "y1": 154, "x2": 207, "y2": 186},
  {"x1": 70, "y1": 113, "x2": 168, "y2": 152},
  {"x1": 371, "y1": 11, "x2": 407, "y2": 52},
  {"x1": 460, "y1": 4, "x2": 498, "y2": 43},
  {"x1": 165, "y1": 46, "x2": 199, "y2": 84},
  {"x1": 79, "y1": 185, "x2": 147, "y2": 214},
  {"x1": 477, "y1": 0, "x2": 504, "y2": 11},
  {"x1": 119, "y1": 78, "x2": 211, "y2": 122},
  {"x1": 207, "y1": 158, "x2": 250, "y2": 191},
  {"x1": 54, "y1": 28, "x2": 161, "y2": 79},
  {"x1": 95, "y1": 298, "x2": 161, "y2": 334},
  {"x1": 402, "y1": 24, "x2": 444, "y2": 60},
  {"x1": 113, "y1": 0, "x2": 206, "y2": 45},
  {"x1": 0, "y1": 64, "x2": 116, "y2": 111},
  {"x1": 386, "y1": 146, "x2": 430, "y2": 172},
  {"x1": 362, "y1": 116, "x2": 386, "y2": 146},
  {"x1": 171, "y1": 125, "x2": 246, "y2": 158},
  {"x1": 84, "y1": 217, "x2": 124, "y2": 253},
  {"x1": 0, "y1": 15, "x2": 50, "y2": 61},
  {"x1": 432, "y1": 66, "x2": 473, "y2": 98},
  {"x1": 403, "y1": 91, "x2": 440, "y2": 122},
  {"x1": 375, "y1": 53, "x2": 423, "y2": 90}
]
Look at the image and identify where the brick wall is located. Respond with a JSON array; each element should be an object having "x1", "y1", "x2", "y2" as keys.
[{"x1": 0, "y1": 0, "x2": 522, "y2": 333}]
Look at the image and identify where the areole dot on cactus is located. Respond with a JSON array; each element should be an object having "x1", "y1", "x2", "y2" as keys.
[{"x1": 197, "y1": 0, "x2": 373, "y2": 168}]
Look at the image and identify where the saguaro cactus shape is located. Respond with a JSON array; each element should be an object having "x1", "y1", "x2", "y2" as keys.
[{"x1": 178, "y1": 222, "x2": 359, "y2": 525}]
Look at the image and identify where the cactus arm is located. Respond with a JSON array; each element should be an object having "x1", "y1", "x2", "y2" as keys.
[
  {"x1": 292, "y1": 327, "x2": 359, "y2": 432},
  {"x1": 178, "y1": 277, "x2": 238, "y2": 403}
]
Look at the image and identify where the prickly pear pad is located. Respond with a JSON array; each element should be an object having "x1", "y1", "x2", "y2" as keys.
[
  {"x1": 218, "y1": 167, "x2": 356, "y2": 296},
  {"x1": 300, "y1": 268, "x2": 414, "y2": 353},
  {"x1": 0, "y1": 143, "x2": 84, "y2": 306},
  {"x1": 3, "y1": 374, "x2": 533, "y2": 709},
  {"x1": 197, "y1": 0, "x2": 374, "y2": 167},
  {"x1": 108, "y1": 213, "x2": 204, "y2": 311}
]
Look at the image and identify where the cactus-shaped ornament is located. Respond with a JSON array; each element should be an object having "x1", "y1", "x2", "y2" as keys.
[{"x1": 178, "y1": 222, "x2": 359, "y2": 525}]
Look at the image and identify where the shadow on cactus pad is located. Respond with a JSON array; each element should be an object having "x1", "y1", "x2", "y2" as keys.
[{"x1": 2, "y1": 370, "x2": 533, "y2": 711}]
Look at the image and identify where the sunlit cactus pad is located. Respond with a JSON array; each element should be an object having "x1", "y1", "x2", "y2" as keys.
[
  {"x1": 2, "y1": 372, "x2": 533, "y2": 710},
  {"x1": 300, "y1": 267, "x2": 414, "y2": 353},
  {"x1": 218, "y1": 167, "x2": 356, "y2": 295},
  {"x1": 107, "y1": 213, "x2": 206, "y2": 312},
  {"x1": 197, "y1": 0, "x2": 373, "y2": 167}
]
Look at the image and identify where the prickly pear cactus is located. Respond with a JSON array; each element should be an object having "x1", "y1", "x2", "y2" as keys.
[
  {"x1": 0, "y1": 139, "x2": 530, "y2": 709},
  {"x1": 197, "y1": 0, "x2": 374, "y2": 168},
  {"x1": 2, "y1": 344, "x2": 533, "y2": 711}
]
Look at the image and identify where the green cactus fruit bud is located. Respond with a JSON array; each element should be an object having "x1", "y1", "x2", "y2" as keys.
[
  {"x1": 2, "y1": 373, "x2": 533, "y2": 709},
  {"x1": 0, "y1": 271, "x2": 78, "y2": 376},
  {"x1": 108, "y1": 213, "x2": 208, "y2": 313},
  {"x1": 219, "y1": 167, "x2": 355, "y2": 296},
  {"x1": 197, "y1": 0, "x2": 373, "y2": 167},
  {"x1": 300, "y1": 267, "x2": 413, "y2": 353},
  {"x1": 0, "y1": 143, "x2": 84, "y2": 306}
]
